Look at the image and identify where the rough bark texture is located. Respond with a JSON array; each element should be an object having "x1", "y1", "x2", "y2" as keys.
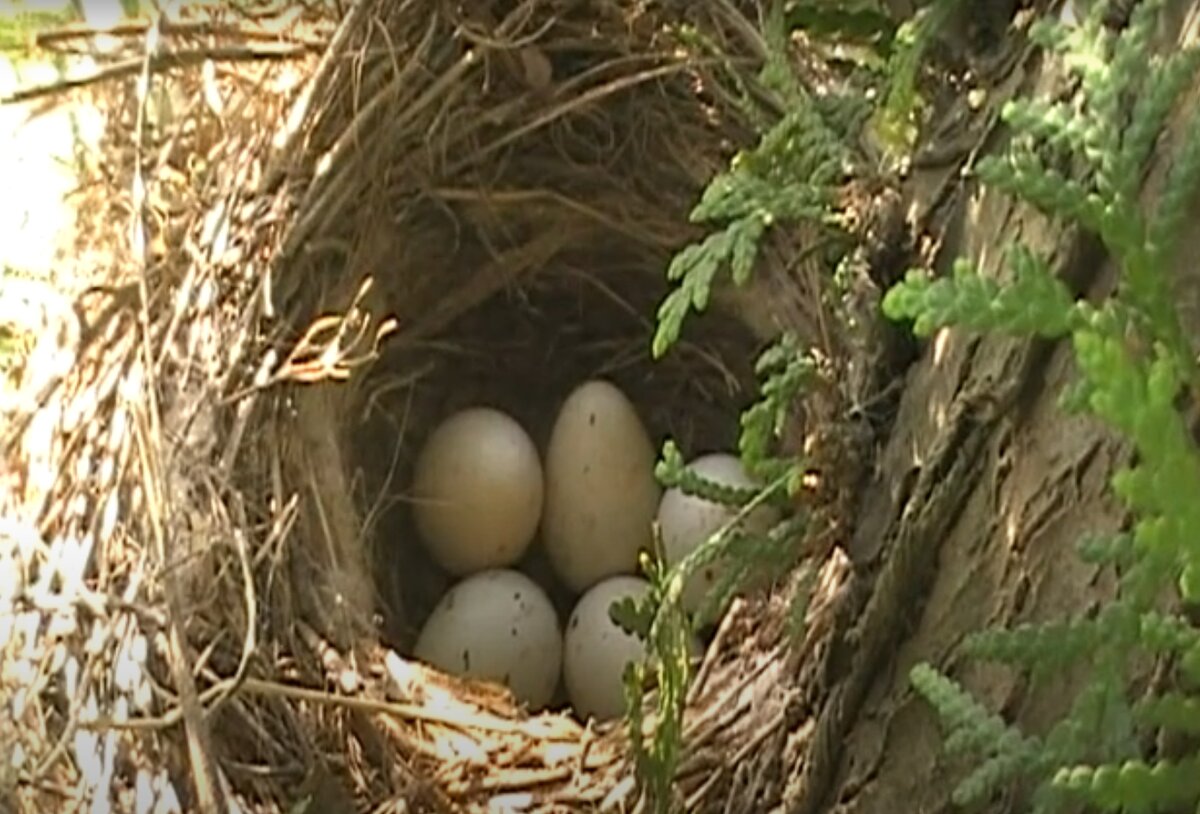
[{"x1": 808, "y1": 4, "x2": 1200, "y2": 811}]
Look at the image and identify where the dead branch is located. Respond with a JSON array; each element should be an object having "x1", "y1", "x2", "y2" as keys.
[{"x1": 2, "y1": 43, "x2": 320, "y2": 105}]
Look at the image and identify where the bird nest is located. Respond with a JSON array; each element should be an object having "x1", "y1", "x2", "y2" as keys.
[{"x1": 1, "y1": 1, "x2": 862, "y2": 812}]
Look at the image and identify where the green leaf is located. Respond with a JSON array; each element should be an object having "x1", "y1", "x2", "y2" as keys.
[
  {"x1": 1117, "y1": 48, "x2": 1200, "y2": 201},
  {"x1": 1052, "y1": 756, "x2": 1200, "y2": 812},
  {"x1": 653, "y1": 234, "x2": 726, "y2": 358},
  {"x1": 977, "y1": 153, "x2": 1107, "y2": 233},
  {"x1": 1002, "y1": 97, "x2": 1099, "y2": 161},
  {"x1": 1148, "y1": 101, "x2": 1200, "y2": 279},
  {"x1": 730, "y1": 216, "x2": 768, "y2": 285},
  {"x1": 739, "y1": 334, "x2": 814, "y2": 482},
  {"x1": 1135, "y1": 693, "x2": 1200, "y2": 735},
  {"x1": 611, "y1": 595, "x2": 654, "y2": 640},
  {"x1": 963, "y1": 610, "x2": 1134, "y2": 678},
  {"x1": 881, "y1": 251, "x2": 1079, "y2": 338},
  {"x1": 872, "y1": 0, "x2": 966, "y2": 156},
  {"x1": 653, "y1": 98, "x2": 845, "y2": 358},
  {"x1": 784, "y1": 0, "x2": 897, "y2": 48},
  {"x1": 893, "y1": 5, "x2": 1200, "y2": 809}
]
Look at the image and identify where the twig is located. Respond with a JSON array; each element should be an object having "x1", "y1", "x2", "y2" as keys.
[
  {"x1": 433, "y1": 186, "x2": 667, "y2": 248},
  {"x1": 270, "y1": 277, "x2": 397, "y2": 383},
  {"x1": 681, "y1": 654, "x2": 779, "y2": 757},
  {"x1": 276, "y1": 26, "x2": 475, "y2": 263},
  {"x1": 35, "y1": 18, "x2": 328, "y2": 48},
  {"x1": 222, "y1": 277, "x2": 397, "y2": 403},
  {"x1": 82, "y1": 674, "x2": 574, "y2": 738},
  {"x1": 260, "y1": 0, "x2": 378, "y2": 192},
  {"x1": 443, "y1": 61, "x2": 697, "y2": 176},
  {"x1": 2, "y1": 43, "x2": 319, "y2": 105},
  {"x1": 687, "y1": 596, "x2": 744, "y2": 705},
  {"x1": 29, "y1": 648, "x2": 99, "y2": 782},
  {"x1": 297, "y1": 621, "x2": 361, "y2": 693}
]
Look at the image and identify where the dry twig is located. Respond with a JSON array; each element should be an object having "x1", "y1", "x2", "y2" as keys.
[{"x1": 2, "y1": 44, "x2": 320, "y2": 105}]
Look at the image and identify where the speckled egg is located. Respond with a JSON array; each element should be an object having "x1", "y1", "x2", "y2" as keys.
[
  {"x1": 413, "y1": 569, "x2": 562, "y2": 708},
  {"x1": 541, "y1": 380, "x2": 661, "y2": 593}
]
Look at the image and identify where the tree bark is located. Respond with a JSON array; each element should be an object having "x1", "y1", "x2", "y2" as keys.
[{"x1": 792, "y1": 5, "x2": 1200, "y2": 811}]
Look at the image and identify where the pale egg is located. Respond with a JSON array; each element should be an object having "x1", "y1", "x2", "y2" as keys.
[
  {"x1": 413, "y1": 569, "x2": 562, "y2": 708},
  {"x1": 563, "y1": 576, "x2": 650, "y2": 721},
  {"x1": 541, "y1": 380, "x2": 661, "y2": 593},
  {"x1": 563, "y1": 575, "x2": 703, "y2": 721},
  {"x1": 411, "y1": 407, "x2": 543, "y2": 575},
  {"x1": 655, "y1": 453, "x2": 781, "y2": 619}
]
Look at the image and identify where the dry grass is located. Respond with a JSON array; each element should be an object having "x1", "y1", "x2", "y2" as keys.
[{"x1": 0, "y1": 1, "x2": 855, "y2": 812}]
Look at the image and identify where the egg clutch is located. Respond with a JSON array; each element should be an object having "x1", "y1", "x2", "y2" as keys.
[{"x1": 407, "y1": 379, "x2": 777, "y2": 721}]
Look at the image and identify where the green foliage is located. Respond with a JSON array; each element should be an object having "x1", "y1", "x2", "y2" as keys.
[
  {"x1": 0, "y1": 0, "x2": 76, "y2": 64},
  {"x1": 654, "y1": 0, "x2": 966, "y2": 360},
  {"x1": 1053, "y1": 756, "x2": 1200, "y2": 813},
  {"x1": 1134, "y1": 692, "x2": 1200, "y2": 735},
  {"x1": 892, "y1": 1, "x2": 1200, "y2": 811},
  {"x1": 651, "y1": 102, "x2": 843, "y2": 359},
  {"x1": 652, "y1": 5, "x2": 847, "y2": 360},
  {"x1": 871, "y1": 0, "x2": 967, "y2": 155},
  {"x1": 638, "y1": 0, "x2": 974, "y2": 808},
  {"x1": 636, "y1": 11, "x2": 857, "y2": 799},
  {"x1": 784, "y1": 0, "x2": 897, "y2": 49},
  {"x1": 616, "y1": 548, "x2": 693, "y2": 812},
  {"x1": 617, "y1": 414, "x2": 804, "y2": 812},
  {"x1": 883, "y1": 248, "x2": 1082, "y2": 338},
  {"x1": 698, "y1": 511, "x2": 809, "y2": 628},
  {"x1": 655, "y1": 439, "x2": 759, "y2": 508},
  {"x1": 1077, "y1": 531, "x2": 1135, "y2": 568},
  {"x1": 628, "y1": 337, "x2": 814, "y2": 810},
  {"x1": 911, "y1": 663, "x2": 1047, "y2": 806},
  {"x1": 617, "y1": 459, "x2": 798, "y2": 811},
  {"x1": 738, "y1": 333, "x2": 817, "y2": 484},
  {"x1": 0, "y1": 1, "x2": 75, "y2": 61},
  {"x1": 967, "y1": 0, "x2": 1200, "y2": 370},
  {"x1": 961, "y1": 608, "x2": 1130, "y2": 680}
]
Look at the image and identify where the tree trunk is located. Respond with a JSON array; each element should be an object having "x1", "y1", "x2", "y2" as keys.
[{"x1": 797, "y1": 5, "x2": 1200, "y2": 811}]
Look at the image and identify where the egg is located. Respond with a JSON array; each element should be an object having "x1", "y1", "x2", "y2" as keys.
[
  {"x1": 655, "y1": 453, "x2": 781, "y2": 618},
  {"x1": 563, "y1": 576, "x2": 651, "y2": 721},
  {"x1": 563, "y1": 575, "x2": 703, "y2": 721},
  {"x1": 413, "y1": 569, "x2": 562, "y2": 708},
  {"x1": 411, "y1": 407, "x2": 543, "y2": 575},
  {"x1": 541, "y1": 380, "x2": 662, "y2": 593}
]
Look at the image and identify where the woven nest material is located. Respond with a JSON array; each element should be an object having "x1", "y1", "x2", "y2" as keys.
[{"x1": 2, "y1": 1, "x2": 860, "y2": 812}]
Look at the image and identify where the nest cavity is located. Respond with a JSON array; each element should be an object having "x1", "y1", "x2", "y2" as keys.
[
  {"x1": 267, "y1": 1, "x2": 797, "y2": 657},
  {"x1": 353, "y1": 256, "x2": 764, "y2": 647}
]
